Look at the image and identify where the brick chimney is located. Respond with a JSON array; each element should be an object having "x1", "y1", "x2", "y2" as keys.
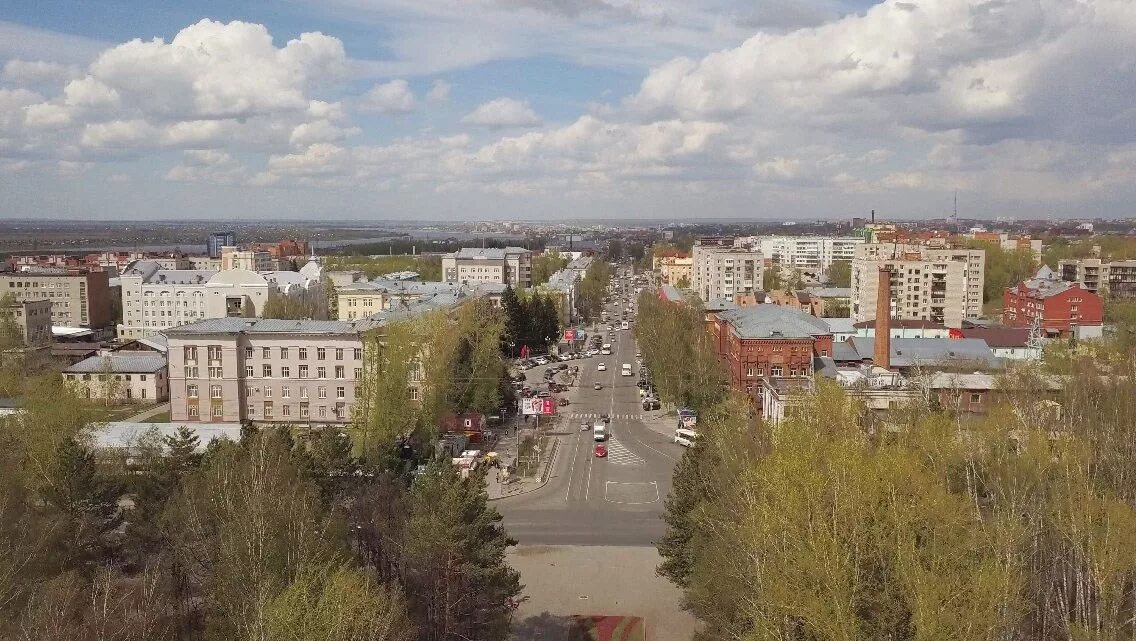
[{"x1": 874, "y1": 265, "x2": 892, "y2": 370}]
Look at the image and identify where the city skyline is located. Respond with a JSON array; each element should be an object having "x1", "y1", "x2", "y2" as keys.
[{"x1": 2, "y1": 0, "x2": 1135, "y2": 221}]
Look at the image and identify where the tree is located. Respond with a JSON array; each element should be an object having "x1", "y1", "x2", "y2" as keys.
[
  {"x1": 827, "y1": 260, "x2": 851, "y2": 287},
  {"x1": 400, "y1": 459, "x2": 521, "y2": 641},
  {"x1": 264, "y1": 563, "x2": 413, "y2": 641},
  {"x1": 627, "y1": 242, "x2": 646, "y2": 263},
  {"x1": 606, "y1": 239, "x2": 624, "y2": 261},
  {"x1": 324, "y1": 277, "x2": 340, "y2": 320},
  {"x1": 676, "y1": 274, "x2": 690, "y2": 289},
  {"x1": 241, "y1": 298, "x2": 256, "y2": 318},
  {"x1": 762, "y1": 264, "x2": 782, "y2": 291},
  {"x1": 500, "y1": 286, "x2": 524, "y2": 355},
  {"x1": 355, "y1": 321, "x2": 420, "y2": 462},
  {"x1": 531, "y1": 251, "x2": 569, "y2": 287}
]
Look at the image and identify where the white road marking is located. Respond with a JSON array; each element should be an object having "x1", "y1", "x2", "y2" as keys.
[
  {"x1": 603, "y1": 437, "x2": 645, "y2": 466},
  {"x1": 603, "y1": 481, "x2": 660, "y2": 505},
  {"x1": 563, "y1": 431, "x2": 581, "y2": 502}
]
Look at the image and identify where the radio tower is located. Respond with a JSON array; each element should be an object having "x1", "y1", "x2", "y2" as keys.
[{"x1": 950, "y1": 190, "x2": 959, "y2": 234}]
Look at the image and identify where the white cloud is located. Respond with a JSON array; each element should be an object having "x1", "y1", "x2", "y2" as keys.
[
  {"x1": 427, "y1": 79, "x2": 451, "y2": 102},
  {"x1": 2, "y1": 59, "x2": 80, "y2": 85},
  {"x1": 361, "y1": 79, "x2": 416, "y2": 113},
  {"x1": 461, "y1": 98, "x2": 542, "y2": 128},
  {"x1": 166, "y1": 149, "x2": 249, "y2": 184}
]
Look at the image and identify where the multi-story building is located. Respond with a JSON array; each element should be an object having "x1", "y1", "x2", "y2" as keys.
[
  {"x1": 166, "y1": 318, "x2": 369, "y2": 425},
  {"x1": 1003, "y1": 267, "x2": 1103, "y2": 339},
  {"x1": 691, "y1": 239, "x2": 763, "y2": 303},
  {"x1": 0, "y1": 269, "x2": 113, "y2": 329},
  {"x1": 1059, "y1": 258, "x2": 1136, "y2": 298},
  {"x1": 441, "y1": 247, "x2": 532, "y2": 288},
  {"x1": 117, "y1": 260, "x2": 326, "y2": 340},
  {"x1": 708, "y1": 305, "x2": 834, "y2": 403},
  {"x1": 337, "y1": 280, "x2": 465, "y2": 320},
  {"x1": 62, "y1": 353, "x2": 169, "y2": 403},
  {"x1": 965, "y1": 231, "x2": 1043, "y2": 261},
  {"x1": 757, "y1": 236, "x2": 865, "y2": 271},
  {"x1": 851, "y1": 244, "x2": 985, "y2": 329},
  {"x1": 3, "y1": 299, "x2": 53, "y2": 347},
  {"x1": 658, "y1": 256, "x2": 693, "y2": 288},
  {"x1": 220, "y1": 248, "x2": 275, "y2": 272},
  {"x1": 207, "y1": 232, "x2": 236, "y2": 259}
]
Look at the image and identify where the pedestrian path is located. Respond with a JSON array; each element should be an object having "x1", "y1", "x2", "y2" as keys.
[
  {"x1": 562, "y1": 412, "x2": 643, "y2": 421},
  {"x1": 603, "y1": 437, "x2": 644, "y2": 466}
]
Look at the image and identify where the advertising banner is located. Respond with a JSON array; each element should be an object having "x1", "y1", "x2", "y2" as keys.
[
  {"x1": 521, "y1": 398, "x2": 557, "y2": 416},
  {"x1": 563, "y1": 329, "x2": 576, "y2": 341}
]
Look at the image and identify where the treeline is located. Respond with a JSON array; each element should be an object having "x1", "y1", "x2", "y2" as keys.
[
  {"x1": 501, "y1": 287, "x2": 561, "y2": 356},
  {"x1": 633, "y1": 291, "x2": 725, "y2": 412},
  {"x1": 658, "y1": 353, "x2": 1136, "y2": 640},
  {"x1": 0, "y1": 301, "x2": 523, "y2": 641},
  {"x1": 324, "y1": 255, "x2": 444, "y2": 281},
  {"x1": 576, "y1": 261, "x2": 613, "y2": 321}
]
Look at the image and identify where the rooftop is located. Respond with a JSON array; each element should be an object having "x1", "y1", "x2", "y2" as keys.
[
  {"x1": 89, "y1": 422, "x2": 242, "y2": 452},
  {"x1": 165, "y1": 318, "x2": 377, "y2": 335},
  {"x1": 845, "y1": 337, "x2": 1001, "y2": 369},
  {"x1": 446, "y1": 247, "x2": 530, "y2": 260},
  {"x1": 64, "y1": 353, "x2": 167, "y2": 374},
  {"x1": 717, "y1": 305, "x2": 832, "y2": 340},
  {"x1": 958, "y1": 327, "x2": 1031, "y2": 349}
]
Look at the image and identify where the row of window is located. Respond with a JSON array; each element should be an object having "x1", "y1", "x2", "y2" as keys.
[
  {"x1": 186, "y1": 384, "x2": 349, "y2": 400},
  {"x1": 252, "y1": 401, "x2": 346, "y2": 420}
]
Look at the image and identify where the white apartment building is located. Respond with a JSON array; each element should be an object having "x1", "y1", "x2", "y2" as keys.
[
  {"x1": 63, "y1": 353, "x2": 169, "y2": 403},
  {"x1": 851, "y1": 244, "x2": 985, "y2": 329},
  {"x1": 757, "y1": 236, "x2": 865, "y2": 271},
  {"x1": 441, "y1": 247, "x2": 532, "y2": 288},
  {"x1": 691, "y1": 241, "x2": 764, "y2": 303},
  {"x1": 117, "y1": 260, "x2": 326, "y2": 340}
]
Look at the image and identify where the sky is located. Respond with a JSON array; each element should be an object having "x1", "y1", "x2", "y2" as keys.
[{"x1": 0, "y1": 0, "x2": 1134, "y2": 222}]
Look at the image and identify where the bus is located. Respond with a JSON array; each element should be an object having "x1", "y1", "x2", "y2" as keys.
[
  {"x1": 620, "y1": 320, "x2": 630, "y2": 330},
  {"x1": 621, "y1": 363, "x2": 633, "y2": 377}
]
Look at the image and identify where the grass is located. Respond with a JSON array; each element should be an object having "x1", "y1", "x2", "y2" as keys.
[
  {"x1": 89, "y1": 402, "x2": 159, "y2": 422},
  {"x1": 148, "y1": 411, "x2": 171, "y2": 423}
]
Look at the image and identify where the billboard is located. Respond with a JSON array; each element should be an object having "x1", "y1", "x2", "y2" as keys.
[
  {"x1": 521, "y1": 397, "x2": 556, "y2": 416},
  {"x1": 563, "y1": 329, "x2": 576, "y2": 341}
]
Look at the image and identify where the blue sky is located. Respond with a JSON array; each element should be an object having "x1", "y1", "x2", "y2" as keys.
[{"x1": 1, "y1": 0, "x2": 1135, "y2": 221}]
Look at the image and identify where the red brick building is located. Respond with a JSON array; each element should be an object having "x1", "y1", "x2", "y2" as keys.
[
  {"x1": 1003, "y1": 267, "x2": 1103, "y2": 339},
  {"x1": 710, "y1": 305, "x2": 833, "y2": 400}
]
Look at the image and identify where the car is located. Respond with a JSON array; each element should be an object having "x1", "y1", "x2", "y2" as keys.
[
  {"x1": 581, "y1": 422, "x2": 590, "y2": 431},
  {"x1": 558, "y1": 397, "x2": 569, "y2": 406},
  {"x1": 538, "y1": 391, "x2": 551, "y2": 398},
  {"x1": 594, "y1": 444, "x2": 607, "y2": 458},
  {"x1": 594, "y1": 382, "x2": 602, "y2": 390},
  {"x1": 534, "y1": 357, "x2": 548, "y2": 365},
  {"x1": 559, "y1": 353, "x2": 573, "y2": 361},
  {"x1": 642, "y1": 398, "x2": 661, "y2": 411},
  {"x1": 597, "y1": 363, "x2": 606, "y2": 371},
  {"x1": 635, "y1": 351, "x2": 641, "y2": 358}
]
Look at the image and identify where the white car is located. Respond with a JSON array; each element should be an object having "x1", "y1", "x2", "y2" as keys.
[
  {"x1": 534, "y1": 356, "x2": 548, "y2": 365},
  {"x1": 598, "y1": 363, "x2": 607, "y2": 371}
]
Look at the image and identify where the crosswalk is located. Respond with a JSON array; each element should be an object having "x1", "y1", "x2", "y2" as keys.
[
  {"x1": 604, "y1": 438, "x2": 645, "y2": 466},
  {"x1": 563, "y1": 412, "x2": 643, "y2": 421}
]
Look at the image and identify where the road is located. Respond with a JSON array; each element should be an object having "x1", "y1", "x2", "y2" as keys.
[{"x1": 498, "y1": 305, "x2": 684, "y2": 547}]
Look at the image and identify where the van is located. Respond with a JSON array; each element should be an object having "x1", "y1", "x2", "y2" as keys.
[
  {"x1": 601, "y1": 344, "x2": 611, "y2": 355},
  {"x1": 593, "y1": 422, "x2": 608, "y2": 442},
  {"x1": 674, "y1": 428, "x2": 698, "y2": 447},
  {"x1": 621, "y1": 363, "x2": 632, "y2": 377}
]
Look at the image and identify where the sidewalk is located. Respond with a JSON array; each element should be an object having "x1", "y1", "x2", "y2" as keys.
[
  {"x1": 120, "y1": 402, "x2": 171, "y2": 423},
  {"x1": 486, "y1": 417, "x2": 563, "y2": 500}
]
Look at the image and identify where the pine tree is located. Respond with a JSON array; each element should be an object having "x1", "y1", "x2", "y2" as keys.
[
  {"x1": 500, "y1": 286, "x2": 523, "y2": 355},
  {"x1": 162, "y1": 425, "x2": 201, "y2": 473},
  {"x1": 401, "y1": 460, "x2": 521, "y2": 641},
  {"x1": 42, "y1": 437, "x2": 122, "y2": 570}
]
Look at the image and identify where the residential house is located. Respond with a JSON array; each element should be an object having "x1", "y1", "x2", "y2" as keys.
[
  {"x1": 1003, "y1": 266, "x2": 1103, "y2": 339},
  {"x1": 63, "y1": 353, "x2": 169, "y2": 403}
]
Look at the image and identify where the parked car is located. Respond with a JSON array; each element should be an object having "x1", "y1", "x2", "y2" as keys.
[
  {"x1": 597, "y1": 363, "x2": 606, "y2": 371},
  {"x1": 642, "y1": 398, "x2": 661, "y2": 411},
  {"x1": 557, "y1": 397, "x2": 569, "y2": 406},
  {"x1": 594, "y1": 382, "x2": 602, "y2": 390}
]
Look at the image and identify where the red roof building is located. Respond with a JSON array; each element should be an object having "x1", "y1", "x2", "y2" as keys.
[{"x1": 1002, "y1": 267, "x2": 1102, "y2": 339}]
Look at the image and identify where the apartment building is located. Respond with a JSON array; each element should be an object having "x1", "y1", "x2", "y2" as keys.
[
  {"x1": 337, "y1": 280, "x2": 464, "y2": 320},
  {"x1": 3, "y1": 299, "x2": 52, "y2": 347},
  {"x1": 691, "y1": 239, "x2": 764, "y2": 303},
  {"x1": 0, "y1": 269, "x2": 113, "y2": 329},
  {"x1": 441, "y1": 247, "x2": 532, "y2": 288},
  {"x1": 117, "y1": 260, "x2": 326, "y2": 340},
  {"x1": 62, "y1": 353, "x2": 169, "y2": 403},
  {"x1": 1059, "y1": 258, "x2": 1136, "y2": 298},
  {"x1": 220, "y1": 248, "x2": 275, "y2": 272},
  {"x1": 658, "y1": 256, "x2": 693, "y2": 288},
  {"x1": 1004, "y1": 267, "x2": 1103, "y2": 339},
  {"x1": 757, "y1": 236, "x2": 865, "y2": 271},
  {"x1": 851, "y1": 244, "x2": 985, "y2": 329},
  {"x1": 166, "y1": 318, "x2": 372, "y2": 425}
]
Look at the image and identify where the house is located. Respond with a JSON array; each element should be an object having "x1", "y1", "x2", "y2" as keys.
[
  {"x1": 952, "y1": 327, "x2": 1040, "y2": 361},
  {"x1": 63, "y1": 353, "x2": 170, "y2": 403},
  {"x1": 840, "y1": 337, "x2": 1001, "y2": 371},
  {"x1": 1002, "y1": 266, "x2": 1103, "y2": 339},
  {"x1": 440, "y1": 413, "x2": 488, "y2": 443}
]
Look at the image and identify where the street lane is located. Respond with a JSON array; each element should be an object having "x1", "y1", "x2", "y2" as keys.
[{"x1": 498, "y1": 300, "x2": 683, "y2": 546}]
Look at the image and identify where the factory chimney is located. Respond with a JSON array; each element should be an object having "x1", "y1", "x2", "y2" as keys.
[
  {"x1": 874, "y1": 265, "x2": 892, "y2": 370},
  {"x1": 871, "y1": 209, "x2": 876, "y2": 224}
]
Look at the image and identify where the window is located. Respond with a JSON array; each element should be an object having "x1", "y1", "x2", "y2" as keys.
[
  {"x1": 317, "y1": 367, "x2": 326, "y2": 379},
  {"x1": 746, "y1": 366, "x2": 755, "y2": 377},
  {"x1": 188, "y1": 405, "x2": 199, "y2": 417},
  {"x1": 245, "y1": 347, "x2": 254, "y2": 359},
  {"x1": 353, "y1": 348, "x2": 362, "y2": 360},
  {"x1": 336, "y1": 386, "x2": 345, "y2": 399},
  {"x1": 141, "y1": 375, "x2": 147, "y2": 382},
  {"x1": 262, "y1": 347, "x2": 271, "y2": 359},
  {"x1": 318, "y1": 405, "x2": 327, "y2": 418},
  {"x1": 298, "y1": 348, "x2": 308, "y2": 360},
  {"x1": 280, "y1": 347, "x2": 289, "y2": 359},
  {"x1": 208, "y1": 366, "x2": 223, "y2": 379},
  {"x1": 410, "y1": 386, "x2": 420, "y2": 401},
  {"x1": 184, "y1": 346, "x2": 198, "y2": 362},
  {"x1": 354, "y1": 368, "x2": 362, "y2": 379},
  {"x1": 212, "y1": 404, "x2": 223, "y2": 418},
  {"x1": 299, "y1": 403, "x2": 309, "y2": 418},
  {"x1": 300, "y1": 387, "x2": 308, "y2": 399},
  {"x1": 264, "y1": 386, "x2": 273, "y2": 398},
  {"x1": 207, "y1": 345, "x2": 222, "y2": 361},
  {"x1": 299, "y1": 365, "x2": 309, "y2": 378},
  {"x1": 184, "y1": 366, "x2": 199, "y2": 378},
  {"x1": 187, "y1": 384, "x2": 198, "y2": 398},
  {"x1": 245, "y1": 365, "x2": 254, "y2": 377},
  {"x1": 970, "y1": 392, "x2": 982, "y2": 404},
  {"x1": 210, "y1": 385, "x2": 222, "y2": 399},
  {"x1": 318, "y1": 386, "x2": 327, "y2": 399},
  {"x1": 263, "y1": 402, "x2": 274, "y2": 418},
  {"x1": 317, "y1": 348, "x2": 326, "y2": 360},
  {"x1": 771, "y1": 366, "x2": 783, "y2": 376},
  {"x1": 281, "y1": 404, "x2": 291, "y2": 417},
  {"x1": 262, "y1": 365, "x2": 272, "y2": 377},
  {"x1": 281, "y1": 386, "x2": 290, "y2": 398},
  {"x1": 281, "y1": 366, "x2": 291, "y2": 378},
  {"x1": 335, "y1": 366, "x2": 344, "y2": 379},
  {"x1": 335, "y1": 348, "x2": 344, "y2": 360},
  {"x1": 335, "y1": 402, "x2": 345, "y2": 419}
]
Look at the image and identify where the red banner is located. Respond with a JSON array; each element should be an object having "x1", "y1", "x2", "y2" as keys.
[{"x1": 563, "y1": 329, "x2": 576, "y2": 341}]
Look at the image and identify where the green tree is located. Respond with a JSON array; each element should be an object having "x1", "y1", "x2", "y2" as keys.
[
  {"x1": 827, "y1": 260, "x2": 851, "y2": 287},
  {"x1": 676, "y1": 274, "x2": 690, "y2": 289},
  {"x1": 265, "y1": 563, "x2": 413, "y2": 641},
  {"x1": 607, "y1": 239, "x2": 624, "y2": 261},
  {"x1": 401, "y1": 460, "x2": 521, "y2": 641},
  {"x1": 762, "y1": 264, "x2": 782, "y2": 291},
  {"x1": 355, "y1": 321, "x2": 419, "y2": 461},
  {"x1": 627, "y1": 242, "x2": 646, "y2": 263},
  {"x1": 324, "y1": 277, "x2": 340, "y2": 320},
  {"x1": 531, "y1": 251, "x2": 569, "y2": 287},
  {"x1": 500, "y1": 286, "x2": 524, "y2": 354}
]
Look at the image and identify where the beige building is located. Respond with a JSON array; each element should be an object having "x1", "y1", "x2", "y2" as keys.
[
  {"x1": 659, "y1": 256, "x2": 693, "y2": 288},
  {"x1": 166, "y1": 318, "x2": 370, "y2": 425},
  {"x1": 63, "y1": 353, "x2": 169, "y2": 403},
  {"x1": 118, "y1": 260, "x2": 326, "y2": 339},
  {"x1": 1059, "y1": 258, "x2": 1136, "y2": 299},
  {"x1": 221, "y1": 247, "x2": 275, "y2": 271},
  {"x1": 441, "y1": 247, "x2": 532, "y2": 288},
  {"x1": 1, "y1": 269, "x2": 113, "y2": 329},
  {"x1": 337, "y1": 280, "x2": 464, "y2": 321},
  {"x1": 851, "y1": 244, "x2": 985, "y2": 329},
  {"x1": 4, "y1": 299, "x2": 53, "y2": 347},
  {"x1": 691, "y1": 241, "x2": 763, "y2": 303}
]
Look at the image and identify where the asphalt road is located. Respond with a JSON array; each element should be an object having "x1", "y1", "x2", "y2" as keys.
[{"x1": 498, "y1": 303, "x2": 683, "y2": 547}]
